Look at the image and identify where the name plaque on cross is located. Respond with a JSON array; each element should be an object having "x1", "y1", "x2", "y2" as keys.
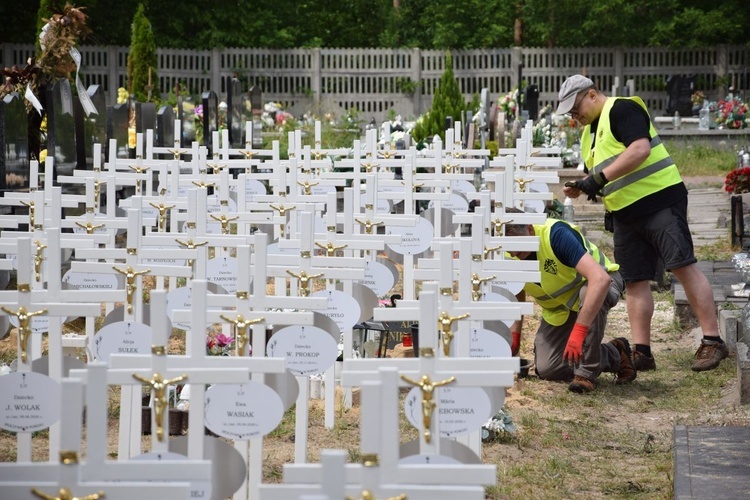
[
  {"x1": 405, "y1": 386, "x2": 492, "y2": 438},
  {"x1": 311, "y1": 289, "x2": 361, "y2": 333},
  {"x1": 0, "y1": 372, "x2": 61, "y2": 433},
  {"x1": 355, "y1": 260, "x2": 396, "y2": 297},
  {"x1": 62, "y1": 270, "x2": 120, "y2": 291},
  {"x1": 206, "y1": 256, "x2": 239, "y2": 293},
  {"x1": 386, "y1": 218, "x2": 433, "y2": 255},
  {"x1": 469, "y1": 327, "x2": 512, "y2": 358},
  {"x1": 93, "y1": 321, "x2": 152, "y2": 363},
  {"x1": 204, "y1": 381, "x2": 284, "y2": 440},
  {"x1": 266, "y1": 325, "x2": 338, "y2": 376}
]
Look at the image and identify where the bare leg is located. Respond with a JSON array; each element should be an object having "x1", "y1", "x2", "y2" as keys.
[
  {"x1": 670, "y1": 263, "x2": 719, "y2": 336},
  {"x1": 626, "y1": 280, "x2": 653, "y2": 345}
]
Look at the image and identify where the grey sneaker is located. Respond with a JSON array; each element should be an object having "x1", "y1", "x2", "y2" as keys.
[
  {"x1": 631, "y1": 350, "x2": 656, "y2": 371},
  {"x1": 691, "y1": 339, "x2": 729, "y2": 372}
]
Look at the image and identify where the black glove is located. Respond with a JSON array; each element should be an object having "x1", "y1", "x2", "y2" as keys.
[{"x1": 573, "y1": 172, "x2": 606, "y2": 202}]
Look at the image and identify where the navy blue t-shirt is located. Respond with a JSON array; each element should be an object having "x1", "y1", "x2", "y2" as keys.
[{"x1": 549, "y1": 222, "x2": 587, "y2": 268}]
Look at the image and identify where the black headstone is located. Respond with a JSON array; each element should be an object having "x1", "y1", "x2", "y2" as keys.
[
  {"x1": 106, "y1": 103, "x2": 130, "y2": 159},
  {"x1": 156, "y1": 105, "x2": 175, "y2": 149},
  {"x1": 666, "y1": 75, "x2": 696, "y2": 116},
  {"x1": 524, "y1": 85, "x2": 540, "y2": 121},
  {"x1": 46, "y1": 79, "x2": 78, "y2": 180},
  {"x1": 227, "y1": 77, "x2": 244, "y2": 148},
  {"x1": 135, "y1": 102, "x2": 157, "y2": 136},
  {"x1": 202, "y1": 90, "x2": 219, "y2": 150},
  {"x1": 75, "y1": 84, "x2": 106, "y2": 171},
  {"x1": 249, "y1": 86, "x2": 262, "y2": 117},
  {"x1": 0, "y1": 93, "x2": 30, "y2": 192}
]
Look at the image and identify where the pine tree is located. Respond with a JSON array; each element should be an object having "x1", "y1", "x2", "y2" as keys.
[
  {"x1": 127, "y1": 4, "x2": 159, "y2": 102},
  {"x1": 411, "y1": 52, "x2": 467, "y2": 143}
]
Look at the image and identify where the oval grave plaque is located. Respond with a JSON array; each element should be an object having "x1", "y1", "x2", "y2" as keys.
[
  {"x1": 267, "y1": 325, "x2": 338, "y2": 376},
  {"x1": 94, "y1": 321, "x2": 152, "y2": 363},
  {"x1": 0, "y1": 372, "x2": 61, "y2": 433},
  {"x1": 204, "y1": 381, "x2": 284, "y2": 440}
]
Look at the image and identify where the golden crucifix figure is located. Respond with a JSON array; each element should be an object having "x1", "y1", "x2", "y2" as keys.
[
  {"x1": 132, "y1": 372, "x2": 188, "y2": 442},
  {"x1": 220, "y1": 314, "x2": 265, "y2": 354},
  {"x1": 209, "y1": 213, "x2": 239, "y2": 235},
  {"x1": 93, "y1": 179, "x2": 101, "y2": 210},
  {"x1": 175, "y1": 238, "x2": 208, "y2": 267},
  {"x1": 286, "y1": 270, "x2": 323, "y2": 296},
  {"x1": 112, "y1": 266, "x2": 150, "y2": 313},
  {"x1": 346, "y1": 492, "x2": 407, "y2": 500},
  {"x1": 470, "y1": 273, "x2": 496, "y2": 301},
  {"x1": 442, "y1": 162, "x2": 459, "y2": 174},
  {"x1": 149, "y1": 202, "x2": 176, "y2": 232},
  {"x1": 128, "y1": 165, "x2": 150, "y2": 193},
  {"x1": 206, "y1": 162, "x2": 226, "y2": 174},
  {"x1": 438, "y1": 310, "x2": 470, "y2": 356},
  {"x1": 354, "y1": 218, "x2": 383, "y2": 235},
  {"x1": 377, "y1": 149, "x2": 396, "y2": 160},
  {"x1": 297, "y1": 179, "x2": 319, "y2": 195},
  {"x1": 400, "y1": 373, "x2": 456, "y2": 443},
  {"x1": 270, "y1": 204, "x2": 296, "y2": 234},
  {"x1": 315, "y1": 241, "x2": 347, "y2": 257},
  {"x1": 31, "y1": 487, "x2": 105, "y2": 500},
  {"x1": 75, "y1": 221, "x2": 105, "y2": 235},
  {"x1": 491, "y1": 218, "x2": 513, "y2": 237},
  {"x1": 191, "y1": 180, "x2": 215, "y2": 189},
  {"x1": 20, "y1": 200, "x2": 35, "y2": 228},
  {"x1": 515, "y1": 177, "x2": 534, "y2": 192},
  {"x1": 360, "y1": 161, "x2": 379, "y2": 172},
  {"x1": 1, "y1": 306, "x2": 47, "y2": 364},
  {"x1": 239, "y1": 150, "x2": 257, "y2": 160},
  {"x1": 483, "y1": 243, "x2": 502, "y2": 260},
  {"x1": 33, "y1": 240, "x2": 47, "y2": 282}
]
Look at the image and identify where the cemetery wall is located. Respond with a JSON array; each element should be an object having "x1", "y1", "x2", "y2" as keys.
[{"x1": 2, "y1": 44, "x2": 747, "y2": 125}]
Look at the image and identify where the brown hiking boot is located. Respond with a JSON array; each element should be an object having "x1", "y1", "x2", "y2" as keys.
[
  {"x1": 568, "y1": 375, "x2": 596, "y2": 394},
  {"x1": 631, "y1": 350, "x2": 656, "y2": 371},
  {"x1": 691, "y1": 338, "x2": 729, "y2": 372},
  {"x1": 610, "y1": 337, "x2": 637, "y2": 384}
]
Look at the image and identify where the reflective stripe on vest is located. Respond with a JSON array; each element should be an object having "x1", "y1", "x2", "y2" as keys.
[
  {"x1": 523, "y1": 219, "x2": 618, "y2": 326},
  {"x1": 582, "y1": 96, "x2": 683, "y2": 212}
]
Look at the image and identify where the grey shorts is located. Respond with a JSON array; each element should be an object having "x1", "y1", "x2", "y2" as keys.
[{"x1": 613, "y1": 199, "x2": 696, "y2": 282}]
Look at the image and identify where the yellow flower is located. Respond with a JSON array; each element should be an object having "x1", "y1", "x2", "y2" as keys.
[
  {"x1": 117, "y1": 87, "x2": 129, "y2": 105},
  {"x1": 39, "y1": 149, "x2": 47, "y2": 163},
  {"x1": 128, "y1": 128, "x2": 136, "y2": 149}
]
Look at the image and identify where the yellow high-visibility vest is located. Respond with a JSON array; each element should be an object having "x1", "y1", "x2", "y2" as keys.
[
  {"x1": 523, "y1": 219, "x2": 619, "y2": 326},
  {"x1": 581, "y1": 96, "x2": 682, "y2": 212}
]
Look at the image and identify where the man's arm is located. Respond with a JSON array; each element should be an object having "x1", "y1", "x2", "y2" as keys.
[
  {"x1": 598, "y1": 137, "x2": 650, "y2": 182},
  {"x1": 573, "y1": 253, "x2": 611, "y2": 327}
]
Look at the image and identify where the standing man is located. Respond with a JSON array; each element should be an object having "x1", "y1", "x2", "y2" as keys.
[
  {"x1": 506, "y1": 212, "x2": 636, "y2": 393},
  {"x1": 559, "y1": 74, "x2": 728, "y2": 372}
]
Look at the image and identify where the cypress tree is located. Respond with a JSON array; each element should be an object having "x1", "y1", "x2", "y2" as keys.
[
  {"x1": 127, "y1": 4, "x2": 159, "y2": 102},
  {"x1": 411, "y1": 52, "x2": 467, "y2": 143}
]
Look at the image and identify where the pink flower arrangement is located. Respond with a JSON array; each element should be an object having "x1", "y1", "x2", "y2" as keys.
[
  {"x1": 714, "y1": 97, "x2": 749, "y2": 129},
  {"x1": 206, "y1": 332, "x2": 235, "y2": 356}
]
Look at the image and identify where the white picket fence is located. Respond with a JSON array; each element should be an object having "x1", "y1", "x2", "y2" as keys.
[{"x1": 2, "y1": 44, "x2": 748, "y2": 124}]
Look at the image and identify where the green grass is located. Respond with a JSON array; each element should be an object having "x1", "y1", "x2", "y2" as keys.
[{"x1": 666, "y1": 142, "x2": 735, "y2": 177}]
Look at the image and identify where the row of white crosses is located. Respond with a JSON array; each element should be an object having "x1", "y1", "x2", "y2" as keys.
[{"x1": 0, "y1": 116, "x2": 559, "y2": 497}]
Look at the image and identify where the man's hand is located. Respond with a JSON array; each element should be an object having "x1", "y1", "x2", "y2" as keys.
[
  {"x1": 511, "y1": 331, "x2": 521, "y2": 356},
  {"x1": 563, "y1": 323, "x2": 588, "y2": 367},
  {"x1": 569, "y1": 171, "x2": 607, "y2": 202}
]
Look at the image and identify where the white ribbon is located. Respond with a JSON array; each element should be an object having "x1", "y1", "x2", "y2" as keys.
[
  {"x1": 69, "y1": 47, "x2": 98, "y2": 116},
  {"x1": 25, "y1": 84, "x2": 43, "y2": 115}
]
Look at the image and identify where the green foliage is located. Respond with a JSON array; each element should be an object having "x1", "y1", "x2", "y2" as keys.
[
  {"x1": 34, "y1": 0, "x2": 52, "y2": 53},
  {"x1": 411, "y1": 53, "x2": 470, "y2": 142},
  {"x1": 127, "y1": 4, "x2": 159, "y2": 102}
]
